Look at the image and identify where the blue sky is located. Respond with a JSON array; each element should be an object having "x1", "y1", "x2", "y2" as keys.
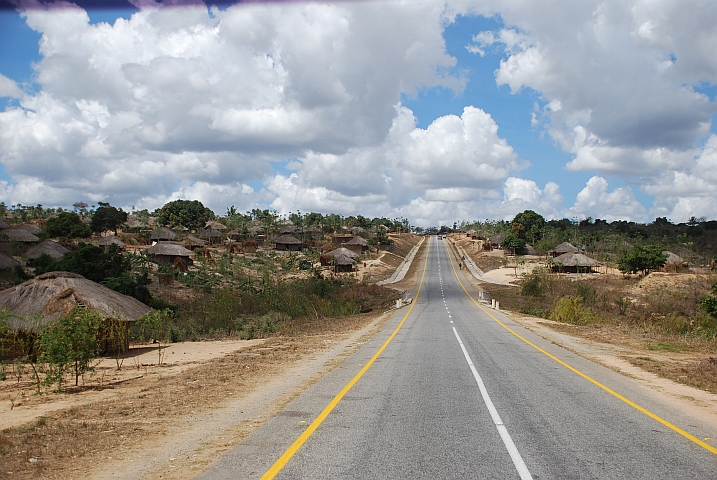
[{"x1": 1, "y1": 1, "x2": 716, "y2": 226}]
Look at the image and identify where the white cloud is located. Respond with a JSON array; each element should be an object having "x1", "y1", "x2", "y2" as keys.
[
  {"x1": 568, "y1": 176, "x2": 647, "y2": 222},
  {"x1": 0, "y1": 74, "x2": 22, "y2": 98},
  {"x1": 272, "y1": 105, "x2": 523, "y2": 222},
  {"x1": 1, "y1": 1, "x2": 463, "y2": 212}
]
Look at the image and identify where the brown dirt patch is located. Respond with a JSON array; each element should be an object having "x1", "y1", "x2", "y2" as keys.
[{"x1": 0, "y1": 311, "x2": 393, "y2": 479}]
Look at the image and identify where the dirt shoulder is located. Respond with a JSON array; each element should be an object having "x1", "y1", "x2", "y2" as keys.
[{"x1": 0, "y1": 311, "x2": 394, "y2": 479}]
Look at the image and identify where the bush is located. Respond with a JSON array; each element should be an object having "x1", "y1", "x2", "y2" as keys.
[
  {"x1": 101, "y1": 273, "x2": 153, "y2": 305},
  {"x1": 699, "y1": 283, "x2": 717, "y2": 318},
  {"x1": 575, "y1": 283, "x2": 598, "y2": 306},
  {"x1": 38, "y1": 308, "x2": 102, "y2": 391},
  {"x1": 521, "y1": 274, "x2": 543, "y2": 297},
  {"x1": 549, "y1": 296, "x2": 598, "y2": 325},
  {"x1": 36, "y1": 244, "x2": 131, "y2": 283}
]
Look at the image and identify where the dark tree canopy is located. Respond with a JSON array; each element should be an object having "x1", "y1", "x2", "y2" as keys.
[
  {"x1": 44, "y1": 212, "x2": 92, "y2": 239},
  {"x1": 90, "y1": 202, "x2": 128, "y2": 235},
  {"x1": 512, "y1": 210, "x2": 546, "y2": 243},
  {"x1": 156, "y1": 200, "x2": 215, "y2": 231},
  {"x1": 35, "y1": 244, "x2": 131, "y2": 283}
]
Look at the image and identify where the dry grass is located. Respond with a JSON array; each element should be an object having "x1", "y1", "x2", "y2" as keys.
[
  {"x1": 0, "y1": 312, "x2": 383, "y2": 479},
  {"x1": 628, "y1": 355, "x2": 717, "y2": 394}
]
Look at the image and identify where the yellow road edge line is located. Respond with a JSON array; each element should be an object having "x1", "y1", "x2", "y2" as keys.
[
  {"x1": 442, "y1": 240, "x2": 717, "y2": 456},
  {"x1": 261, "y1": 240, "x2": 431, "y2": 479}
]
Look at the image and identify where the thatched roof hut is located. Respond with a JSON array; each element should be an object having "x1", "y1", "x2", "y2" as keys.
[
  {"x1": 0, "y1": 272, "x2": 150, "y2": 332},
  {"x1": 199, "y1": 228, "x2": 223, "y2": 239},
  {"x1": 14, "y1": 224, "x2": 42, "y2": 235},
  {"x1": 550, "y1": 252, "x2": 600, "y2": 273},
  {"x1": 0, "y1": 220, "x2": 10, "y2": 230},
  {"x1": 226, "y1": 228, "x2": 242, "y2": 239},
  {"x1": 279, "y1": 225, "x2": 297, "y2": 234},
  {"x1": 146, "y1": 242, "x2": 195, "y2": 266},
  {"x1": 326, "y1": 253, "x2": 355, "y2": 272},
  {"x1": 350, "y1": 226, "x2": 365, "y2": 235},
  {"x1": 0, "y1": 227, "x2": 40, "y2": 243},
  {"x1": 662, "y1": 251, "x2": 688, "y2": 272},
  {"x1": 549, "y1": 242, "x2": 579, "y2": 257},
  {"x1": 489, "y1": 234, "x2": 504, "y2": 247},
  {"x1": 0, "y1": 252, "x2": 21, "y2": 270},
  {"x1": 325, "y1": 247, "x2": 360, "y2": 259},
  {"x1": 98, "y1": 236, "x2": 127, "y2": 248},
  {"x1": 150, "y1": 227, "x2": 178, "y2": 241},
  {"x1": 183, "y1": 235, "x2": 207, "y2": 248},
  {"x1": 25, "y1": 239, "x2": 71, "y2": 261},
  {"x1": 344, "y1": 236, "x2": 369, "y2": 253},
  {"x1": 275, "y1": 235, "x2": 302, "y2": 251},
  {"x1": 205, "y1": 220, "x2": 227, "y2": 231}
]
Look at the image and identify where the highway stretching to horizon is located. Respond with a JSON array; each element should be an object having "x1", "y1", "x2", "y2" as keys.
[{"x1": 198, "y1": 235, "x2": 717, "y2": 479}]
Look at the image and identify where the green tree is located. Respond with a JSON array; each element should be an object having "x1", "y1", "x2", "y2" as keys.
[
  {"x1": 36, "y1": 244, "x2": 131, "y2": 282},
  {"x1": 38, "y1": 308, "x2": 102, "y2": 390},
  {"x1": 44, "y1": 212, "x2": 92, "y2": 239},
  {"x1": 512, "y1": 210, "x2": 546, "y2": 244},
  {"x1": 91, "y1": 202, "x2": 128, "y2": 235},
  {"x1": 500, "y1": 234, "x2": 526, "y2": 255},
  {"x1": 618, "y1": 245, "x2": 668, "y2": 275},
  {"x1": 156, "y1": 199, "x2": 215, "y2": 231}
]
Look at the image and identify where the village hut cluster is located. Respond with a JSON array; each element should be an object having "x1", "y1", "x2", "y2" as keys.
[{"x1": 0, "y1": 211, "x2": 402, "y2": 361}]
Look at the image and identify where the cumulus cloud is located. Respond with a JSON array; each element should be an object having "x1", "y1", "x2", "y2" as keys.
[
  {"x1": 269, "y1": 105, "x2": 523, "y2": 220},
  {"x1": 0, "y1": 0, "x2": 462, "y2": 211},
  {"x1": 0, "y1": 74, "x2": 22, "y2": 98},
  {"x1": 567, "y1": 176, "x2": 647, "y2": 222},
  {"x1": 463, "y1": 0, "x2": 717, "y2": 221},
  {"x1": 469, "y1": 0, "x2": 717, "y2": 153}
]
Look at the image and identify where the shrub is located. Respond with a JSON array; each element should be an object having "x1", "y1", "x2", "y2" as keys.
[
  {"x1": 575, "y1": 283, "x2": 598, "y2": 306},
  {"x1": 521, "y1": 274, "x2": 543, "y2": 297},
  {"x1": 549, "y1": 296, "x2": 598, "y2": 325},
  {"x1": 699, "y1": 283, "x2": 717, "y2": 318},
  {"x1": 38, "y1": 308, "x2": 102, "y2": 391}
]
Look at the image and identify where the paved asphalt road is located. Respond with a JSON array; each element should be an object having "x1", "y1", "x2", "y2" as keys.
[{"x1": 198, "y1": 235, "x2": 717, "y2": 479}]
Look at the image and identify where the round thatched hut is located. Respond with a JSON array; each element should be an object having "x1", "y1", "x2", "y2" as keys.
[
  {"x1": 549, "y1": 242, "x2": 580, "y2": 258},
  {"x1": 146, "y1": 242, "x2": 195, "y2": 267},
  {"x1": 25, "y1": 239, "x2": 71, "y2": 263},
  {"x1": 275, "y1": 235, "x2": 302, "y2": 251},
  {"x1": 150, "y1": 227, "x2": 178, "y2": 242},
  {"x1": 321, "y1": 247, "x2": 359, "y2": 267},
  {"x1": 199, "y1": 228, "x2": 223, "y2": 244},
  {"x1": 98, "y1": 236, "x2": 127, "y2": 251},
  {"x1": 182, "y1": 235, "x2": 207, "y2": 249},
  {"x1": 345, "y1": 236, "x2": 369, "y2": 254},
  {"x1": 550, "y1": 252, "x2": 600, "y2": 273},
  {"x1": 14, "y1": 224, "x2": 42, "y2": 235},
  {"x1": 0, "y1": 252, "x2": 21, "y2": 270},
  {"x1": 0, "y1": 227, "x2": 40, "y2": 243},
  {"x1": 0, "y1": 272, "x2": 150, "y2": 353}
]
